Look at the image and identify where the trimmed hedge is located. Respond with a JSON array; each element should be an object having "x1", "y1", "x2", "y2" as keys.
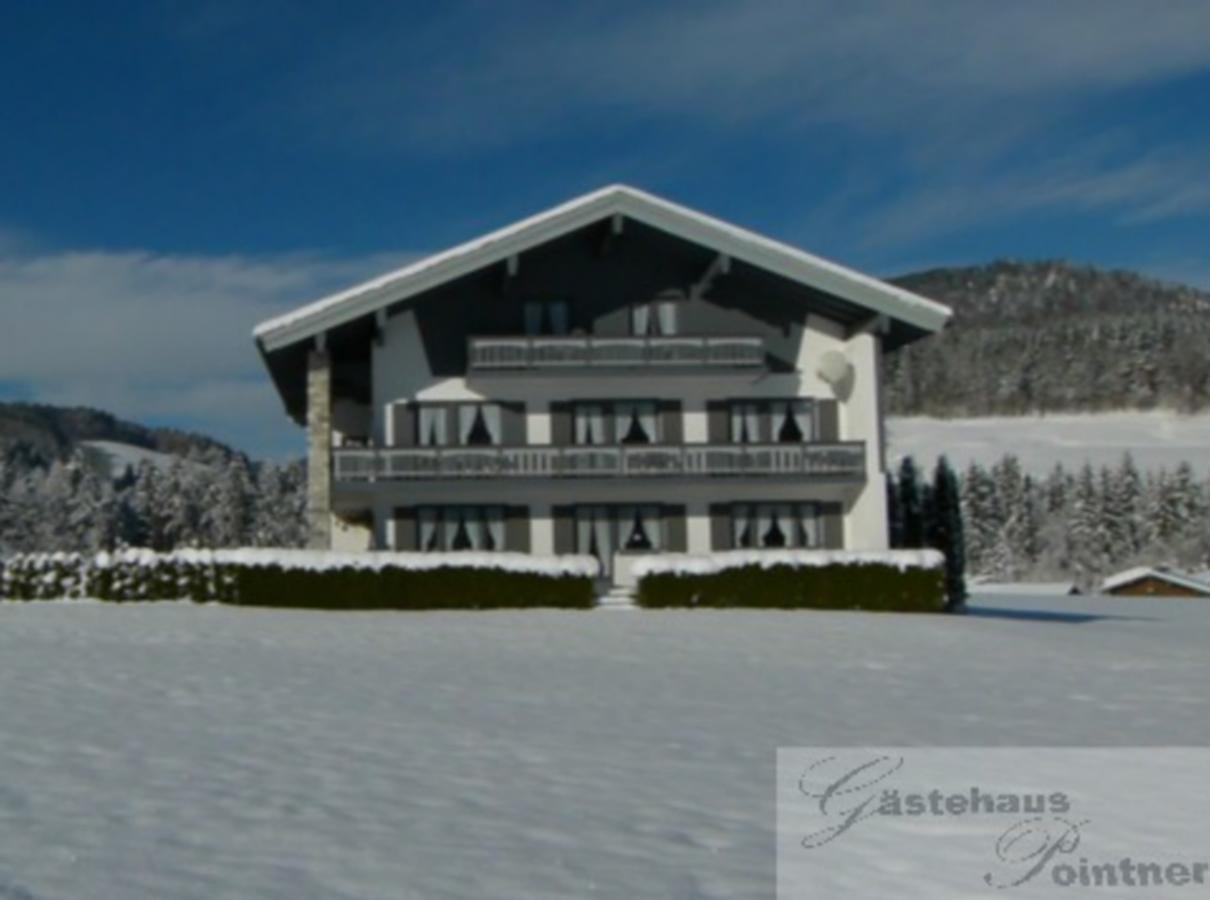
[
  {"x1": 0, "y1": 551, "x2": 595, "y2": 610},
  {"x1": 636, "y1": 562, "x2": 946, "y2": 612}
]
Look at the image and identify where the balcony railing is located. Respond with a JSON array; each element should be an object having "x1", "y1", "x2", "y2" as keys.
[
  {"x1": 467, "y1": 335, "x2": 765, "y2": 371},
  {"x1": 334, "y1": 441, "x2": 866, "y2": 482}
]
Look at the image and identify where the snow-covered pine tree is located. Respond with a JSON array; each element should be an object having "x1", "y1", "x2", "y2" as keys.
[
  {"x1": 897, "y1": 456, "x2": 924, "y2": 548},
  {"x1": 927, "y1": 456, "x2": 966, "y2": 606}
]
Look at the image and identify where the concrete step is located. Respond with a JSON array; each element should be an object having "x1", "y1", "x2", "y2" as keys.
[{"x1": 596, "y1": 588, "x2": 637, "y2": 610}]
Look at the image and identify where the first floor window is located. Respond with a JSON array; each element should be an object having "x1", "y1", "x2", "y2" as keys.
[
  {"x1": 615, "y1": 401, "x2": 658, "y2": 444},
  {"x1": 574, "y1": 403, "x2": 608, "y2": 445},
  {"x1": 728, "y1": 399, "x2": 815, "y2": 444},
  {"x1": 418, "y1": 506, "x2": 505, "y2": 552},
  {"x1": 731, "y1": 502, "x2": 819, "y2": 549},
  {"x1": 418, "y1": 406, "x2": 448, "y2": 446},
  {"x1": 458, "y1": 403, "x2": 502, "y2": 446}
]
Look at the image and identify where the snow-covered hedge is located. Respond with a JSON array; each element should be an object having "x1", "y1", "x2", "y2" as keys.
[
  {"x1": 0, "y1": 549, "x2": 599, "y2": 610},
  {"x1": 633, "y1": 550, "x2": 946, "y2": 612}
]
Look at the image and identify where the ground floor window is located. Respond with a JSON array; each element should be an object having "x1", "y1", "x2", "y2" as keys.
[
  {"x1": 575, "y1": 504, "x2": 662, "y2": 558},
  {"x1": 417, "y1": 505, "x2": 505, "y2": 552},
  {"x1": 731, "y1": 502, "x2": 820, "y2": 549}
]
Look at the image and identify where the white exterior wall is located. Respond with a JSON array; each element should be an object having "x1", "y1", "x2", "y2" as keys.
[{"x1": 366, "y1": 303, "x2": 889, "y2": 552}]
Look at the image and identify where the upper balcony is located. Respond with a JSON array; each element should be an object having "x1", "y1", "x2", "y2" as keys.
[
  {"x1": 333, "y1": 441, "x2": 866, "y2": 483},
  {"x1": 467, "y1": 334, "x2": 765, "y2": 373}
]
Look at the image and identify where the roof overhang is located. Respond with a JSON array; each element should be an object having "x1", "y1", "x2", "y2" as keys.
[{"x1": 253, "y1": 184, "x2": 952, "y2": 354}]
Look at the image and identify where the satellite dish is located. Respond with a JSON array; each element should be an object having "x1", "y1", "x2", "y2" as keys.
[{"x1": 816, "y1": 350, "x2": 852, "y2": 386}]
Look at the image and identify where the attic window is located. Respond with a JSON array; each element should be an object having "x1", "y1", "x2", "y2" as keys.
[{"x1": 523, "y1": 301, "x2": 570, "y2": 336}]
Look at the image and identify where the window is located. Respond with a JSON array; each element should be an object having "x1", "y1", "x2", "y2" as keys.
[
  {"x1": 731, "y1": 502, "x2": 820, "y2": 549},
  {"x1": 573, "y1": 403, "x2": 607, "y2": 445},
  {"x1": 418, "y1": 406, "x2": 448, "y2": 446},
  {"x1": 457, "y1": 403, "x2": 502, "y2": 446},
  {"x1": 418, "y1": 506, "x2": 505, "y2": 552},
  {"x1": 576, "y1": 505, "x2": 662, "y2": 560},
  {"x1": 523, "y1": 300, "x2": 570, "y2": 336},
  {"x1": 727, "y1": 399, "x2": 815, "y2": 444},
  {"x1": 614, "y1": 401, "x2": 657, "y2": 444},
  {"x1": 631, "y1": 300, "x2": 678, "y2": 336}
]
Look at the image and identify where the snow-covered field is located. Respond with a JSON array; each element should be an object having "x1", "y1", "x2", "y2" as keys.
[
  {"x1": 2, "y1": 594, "x2": 1209, "y2": 899},
  {"x1": 888, "y1": 410, "x2": 1210, "y2": 474}
]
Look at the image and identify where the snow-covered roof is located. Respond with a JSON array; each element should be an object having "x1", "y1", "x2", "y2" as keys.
[
  {"x1": 1101, "y1": 566, "x2": 1210, "y2": 595},
  {"x1": 253, "y1": 184, "x2": 952, "y2": 353}
]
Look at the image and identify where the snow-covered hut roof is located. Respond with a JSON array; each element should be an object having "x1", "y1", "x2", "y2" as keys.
[{"x1": 1101, "y1": 567, "x2": 1210, "y2": 596}]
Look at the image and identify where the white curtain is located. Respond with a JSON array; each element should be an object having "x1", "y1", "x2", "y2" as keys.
[
  {"x1": 576, "y1": 508, "x2": 595, "y2": 556},
  {"x1": 482, "y1": 404, "x2": 502, "y2": 445},
  {"x1": 458, "y1": 404, "x2": 501, "y2": 445},
  {"x1": 458, "y1": 405, "x2": 477, "y2": 445},
  {"x1": 643, "y1": 505, "x2": 661, "y2": 550},
  {"x1": 656, "y1": 301, "x2": 677, "y2": 336},
  {"x1": 419, "y1": 508, "x2": 438, "y2": 552},
  {"x1": 756, "y1": 504, "x2": 773, "y2": 548},
  {"x1": 419, "y1": 407, "x2": 447, "y2": 446},
  {"x1": 575, "y1": 403, "x2": 605, "y2": 445},
  {"x1": 442, "y1": 510, "x2": 461, "y2": 551},
  {"x1": 523, "y1": 302, "x2": 543, "y2": 335},
  {"x1": 594, "y1": 509, "x2": 612, "y2": 562},
  {"x1": 548, "y1": 301, "x2": 569, "y2": 335},
  {"x1": 631, "y1": 303, "x2": 651, "y2": 336},
  {"x1": 463, "y1": 510, "x2": 484, "y2": 551},
  {"x1": 616, "y1": 402, "x2": 656, "y2": 444},
  {"x1": 798, "y1": 503, "x2": 820, "y2": 548},
  {"x1": 732, "y1": 504, "x2": 752, "y2": 548},
  {"x1": 772, "y1": 400, "x2": 813, "y2": 443},
  {"x1": 485, "y1": 507, "x2": 505, "y2": 551},
  {"x1": 731, "y1": 403, "x2": 761, "y2": 443}
]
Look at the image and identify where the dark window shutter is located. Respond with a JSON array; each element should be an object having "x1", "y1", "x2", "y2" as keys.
[
  {"x1": 552, "y1": 505, "x2": 575, "y2": 553},
  {"x1": 706, "y1": 401, "x2": 728, "y2": 443},
  {"x1": 757, "y1": 401, "x2": 773, "y2": 443},
  {"x1": 393, "y1": 507, "x2": 417, "y2": 550},
  {"x1": 659, "y1": 400, "x2": 683, "y2": 444},
  {"x1": 816, "y1": 399, "x2": 839, "y2": 442},
  {"x1": 662, "y1": 505, "x2": 687, "y2": 551},
  {"x1": 550, "y1": 402, "x2": 573, "y2": 446},
  {"x1": 821, "y1": 501, "x2": 844, "y2": 548},
  {"x1": 501, "y1": 402, "x2": 526, "y2": 445},
  {"x1": 505, "y1": 506, "x2": 530, "y2": 552},
  {"x1": 391, "y1": 403, "x2": 415, "y2": 447},
  {"x1": 708, "y1": 503, "x2": 732, "y2": 550}
]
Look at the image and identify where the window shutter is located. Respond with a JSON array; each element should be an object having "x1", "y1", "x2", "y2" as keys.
[
  {"x1": 821, "y1": 501, "x2": 844, "y2": 548},
  {"x1": 549, "y1": 402, "x2": 573, "y2": 446},
  {"x1": 500, "y1": 402, "x2": 526, "y2": 445},
  {"x1": 705, "y1": 401, "x2": 729, "y2": 443},
  {"x1": 552, "y1": 505, "x2": 575, "y2": 554},
  {"x1": 391, "y1": 402, "x2": 415, "y2": 447},
  {"x1": 505, "y1": 506, "x2": 530, "y2": 552},
  {"x1": 659, "y1": 400, "x2": 683, "y2": 444},
  {"x1": 393, "y1": 507, "x2": 417, "y2": 550},
  {"x1": 708, "y1": 503, "x2": 732, "y2": 550},
  {"x1": 816, "y1": 399, "x2": 839, "y2": 442},
  {"x1": 662, "y1": 505, "x2": 687, "y2": 551}
]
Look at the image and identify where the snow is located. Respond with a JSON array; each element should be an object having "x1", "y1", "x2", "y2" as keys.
[
  {"x1": 1100, "y1": 565, "x2": 1210, "y2": 594},
  {"x1": 887, "y1": 410, "x2": 1210, "y2": 475},
  {"x1": 630, "y1": 548, "x2": 943, "y2": 578},
  {"x1": 2, "y1": 591, "x2": 1207, "y2": 898},
  {"x1": 80, "y1": 440, "x2": 181, "y2": 477},
  {"x1": 253, "y1": 184, "x2": 949, "y2": 349},
  {"x1": 25, "y1": 547, "x2": 601, "y2": 578}
]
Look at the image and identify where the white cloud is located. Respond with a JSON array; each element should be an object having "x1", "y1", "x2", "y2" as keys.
[
  {"x1": 294, "y1": 1, "x2": 1210, "y2": 151},
  {"x1": 0, "y1": 246, "x2": 416, "y2": 458}
]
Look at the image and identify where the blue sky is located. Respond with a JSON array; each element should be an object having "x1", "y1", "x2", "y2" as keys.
[{"x1": 3, "y1": 1, "x2": 1210, "y2": 458}]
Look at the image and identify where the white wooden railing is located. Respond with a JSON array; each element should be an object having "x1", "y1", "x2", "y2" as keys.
[
  {"x1": 334, "y1": 442, "x2": 866, "y2": 481},
  {"x1": 467, "y1": 335, "x2": 765, "y2": 370}
]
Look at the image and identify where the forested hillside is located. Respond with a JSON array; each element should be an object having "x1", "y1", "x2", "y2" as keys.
[
  {"x1": 0, "y1": 403, "x2": 305, "y2": 554},
  {"x1": 886, "y1": 261, "x2": 1210, "y2": 415}
]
